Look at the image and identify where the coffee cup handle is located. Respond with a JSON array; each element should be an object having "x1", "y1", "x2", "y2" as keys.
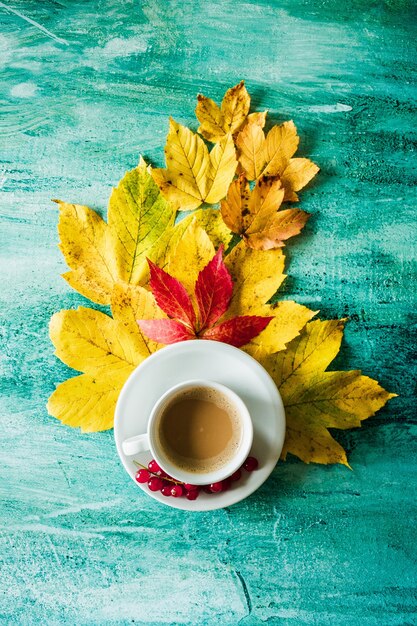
[{"x1": 122, "y1": 434, "x2": 150, "y2": 456}]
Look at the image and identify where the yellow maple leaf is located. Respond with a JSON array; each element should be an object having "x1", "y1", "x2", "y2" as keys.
[
  {"x1": 151, "y1": 118, "x2": 237, "y2": 211},
  {"x1": 146, "y1": 210, "x2": 231, "y2": 275},
  {"x1": 47, "y1": 370, "x2": 134, "y2": 432},
  {"x1": 221, "y1": 174, "x2": 310, "y2": 249},
  {"x1": 236, "y1": 118, "x2": 319, "y2": 200},
  {"x1": 224, "y1": 243, "x2": 315, "y2": 357},
  {"x1": 195, "y1": 80, "x2": 251, "y2": 143},
  {"x1": 57, "y1": 157, "x2": 176, "y2": 305},
  {"x1": 261, "y1": 319, "x2": 396, "y2": 465},
  {"x1": 111, "y1": 283, "x2": 165, "y2": 358},
  {"x1": 47, "y1": 307, "x2": 148, "y2": 431}
]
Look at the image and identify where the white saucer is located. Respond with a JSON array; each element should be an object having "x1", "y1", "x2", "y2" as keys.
[{"x1": 114, "y1": 340, "x2": 286, "y2": 511}]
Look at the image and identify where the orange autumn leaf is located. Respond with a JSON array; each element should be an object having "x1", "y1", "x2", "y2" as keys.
[
  {"x1": 236, "y1": 118, "x2": 319, "y2": 200},
  {"x1": 221, "y1": 174, "x2": 309, "y2": 249}
]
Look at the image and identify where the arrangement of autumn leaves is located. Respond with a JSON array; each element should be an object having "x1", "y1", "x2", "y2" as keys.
[{"x1": 48, "y1": 82, "x2": 394, "y2": 466}]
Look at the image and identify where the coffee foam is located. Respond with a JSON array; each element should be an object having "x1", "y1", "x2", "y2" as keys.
[{"x1": 156, "y1": 387, "x2": 243, "y2": 474}]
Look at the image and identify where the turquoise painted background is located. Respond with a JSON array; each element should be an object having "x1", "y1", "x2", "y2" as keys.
[{"x1": 1, "y1": 0, "x2": 416, "y2": 624}]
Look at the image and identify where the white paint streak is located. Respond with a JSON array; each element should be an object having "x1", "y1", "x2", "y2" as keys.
[
  {"x1": 32, "y1": 498, "x2": 124, "y2": 520},
  {"x1": 306, "y1": 103, "x2": 353, "y2": 113},
  {"x1": 0, "y1": 2, "x2": 69, "y2": 46},
  {"x1": 3, "y1": 523, "x2": 105, "y2": 539},
  {"x1": 10, "y1": 81, "x2": 38, "y2": 98}
]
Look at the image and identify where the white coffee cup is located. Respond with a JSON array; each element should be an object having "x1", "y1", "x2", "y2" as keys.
[{"x1": 122, "y1": 379, "x2": 253, "y2": 486}]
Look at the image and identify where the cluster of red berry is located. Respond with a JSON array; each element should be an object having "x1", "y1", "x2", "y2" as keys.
[{"x1": 134, "y1": 456, "x2": 259, "y2": 500}]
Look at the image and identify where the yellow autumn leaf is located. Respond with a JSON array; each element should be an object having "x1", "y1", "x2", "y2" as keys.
[
  {"x1": 152, "y1": 118, "x2": 237, "y2": 211},
  {"x1": 111, "y1": 283, "x2": 165, "y2": 358},
  {"x1": 147, "y1": 209, "x2": 231, "y2": 274},
  {"x1": 223, "y1": 242, "x2": 315, "y2": 356},
  {"x1": 225, "y1": 242, "x2": 286, "y2": 315},
  {"x1": 261, "y1": 319, "x2": 396, "y2": 466},
  {"x1": 196, "y1": 80, "x2": 250, "y2": 143},
  {"x1": 50, "y1": 307, "x2": 145, "y2": 375},
  {"x1": 243, "y1": 301, "x2": 316, "y2": 359},
  {"x1": 47, "y1": 369, "x2": 134, "y2": 432},
  {"x1": 56, "y1": 201, "x2": 117, "y2": 305},
  {"x1": 236, "y1": 118, "x2": 319, "y2": 198},
  {"x1": 57, "y1": 157, "x2": 176, "y2": 305},
  {"x1": 47, "y1": 306, "x2": 147, "y2": 432},
  {"x1": 166, "y1": 219, "x2": 215, "y2": 297}
]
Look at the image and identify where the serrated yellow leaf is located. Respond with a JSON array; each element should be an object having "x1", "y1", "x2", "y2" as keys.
[
  {"x1": 166, "y1": 219, "x2": 215, "y2": 296},
  {"x1": 196, "y1": 81, "x2": 250, "y2": 142},
  {"x1": 57, "y1": 202, "x2": 117, "y2": 305},
  {"x1": 50, "y1": 307, "x2": 145, "y2": 376},
  {"x1": 236, "y1": 121, "x2": 265, "y2": 180},
  {"x1": 245, "y1": 111, "x2": 267, "y2": 129},
  {"x1": 261, "y1": 319, "x2": 396, "y2": 466},
  {"x1": 205, "y1": 134, "x2": 238, "y2": 204},
  {"x1": 111, "y1": 282, "x2": 165, "y2": 357},
  {"x1": 189, "y1": 208, "x2": 232, "y2": 249},
  {"x1": 47, "y1": 369, "x2": 134, "y2": 432},
  {"x1": 262, "y1": 121, "x2": 299, "y2": 177},
  {"x1": 108, "y1": 157, "x2": 176, "y2": 283},
  {"x1": 195, "y1": 95, "x2": 225, "y2": 143},
  {"x1": 281, "y1": 158, "x2": 320, "y2": 201},
  {"x1": 152, "y1": 119, "x2": 237, "y2": 211},
  {"x1": 224, "y1": 243, "x2": 286, "y2": 317},
  {"x1": 236, "y1": 119, "x2": 319, "y2": 196},
  {"x1": 243, "y1": 301, "x2": 317, "y2": 359},
  {"x1": 57, "y1": 158, "x2": 176, "y2": 305}
]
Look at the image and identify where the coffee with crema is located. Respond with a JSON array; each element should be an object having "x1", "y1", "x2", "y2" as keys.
[{"x1": 157, "y1": 387, "x2": 242, "y2": 474}]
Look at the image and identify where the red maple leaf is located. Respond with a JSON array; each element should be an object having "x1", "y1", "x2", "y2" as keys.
[{"x1": 137, "y1": 246, "x2": 273, "y2": 347}]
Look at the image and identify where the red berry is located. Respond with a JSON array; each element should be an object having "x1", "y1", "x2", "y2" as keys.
[
  {"x1": 209, "y1": 481, "x2": 223, "y2": 493},
  {"x1": 148, "y1": 459, "x2": 161, "y2": 473},
  {"x1": 230, "y1": 469, "x2": 242, "y2": 482},
  {"x1": 135, "y1": 469, "x2": 151, "y2": 483},
  {"x1": 170, "y1": 485, "x2": 183, "y2": 498},
  {"x1": 161, "y1": 485, "x2": 172, "y2": 497},
  {"x1": 148, "y1": 476, "x2": 164, "y2": 491},
  {"x1": 184, "y1": 483, "x2": 198, "y2": 491},
  {"x1": 222, "y1": 478, "x2": 232, "y2": 492},
  {"x1": 185, "y1": 489, "x2": 199, "y2": 500},
  {"x1": 202, "y1": 486, "x2": 213, "y2": 494},
  {"x1": 243, "y1": 456, "x2": 258, "y2": 472}
]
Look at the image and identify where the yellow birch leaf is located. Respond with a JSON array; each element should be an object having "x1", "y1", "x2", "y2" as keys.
[
  {"x1": 261, "y1": 319, "x2": 396, "y2": 465},
  {"x1": 196, "y1": 81, "x2": 250, "y2": 142},
  {"x1": 111, "y1": 282, "x2": 165, "y2": 357},
  {"x1": 224, "y1": 243, "x2": 286, "y2": 317},
  {"x1": 56, "y1": 158, "x2": 176, "y2": 305},
  {"x1": 47, "y1": 369, "x2": 134, "y2": 432},
  {"x1": 152, "y1": 119, "x2": 237, "y2": 211},
  {"x1": 57, "y1": 201, "x2": 117, "y2": 305},
  {"x1": 50, "y1": 307, "x2": 145, "y2": 376}
]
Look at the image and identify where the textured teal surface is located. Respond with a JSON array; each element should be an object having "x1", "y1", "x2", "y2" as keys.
[{"x1": 1, "y1": 1, "x2": 416, "y2": 624}]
